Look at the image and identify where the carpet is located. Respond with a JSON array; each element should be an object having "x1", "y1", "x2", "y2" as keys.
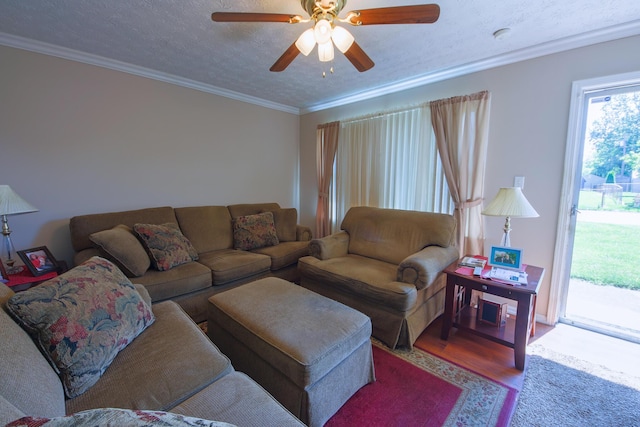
[
  {"x1": 326, "y1": 341, "x2": 517, "y2": 427},
  {"x1": 510, "y1": 343, "x2": 640, "y2": 427}
]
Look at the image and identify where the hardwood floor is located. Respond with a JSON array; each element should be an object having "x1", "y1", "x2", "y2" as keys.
[
  {"x1": 416, "y1": 316, "x2": 640, "y2": 390},
  {"x1": 416, "y1": 316, "x2": 534, "y2": 389}
]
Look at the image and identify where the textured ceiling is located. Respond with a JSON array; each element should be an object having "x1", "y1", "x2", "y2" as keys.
[{"x1": 1, "y1": 1, "x2": 640, "y2": 113}]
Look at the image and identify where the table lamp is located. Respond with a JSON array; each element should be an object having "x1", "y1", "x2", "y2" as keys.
[
  {"x1": 0, "y1": 185, "x2": 38, "y2": 273},
  {"x1": 482, "y1": 187, "x2": 539, "y2": 247}
]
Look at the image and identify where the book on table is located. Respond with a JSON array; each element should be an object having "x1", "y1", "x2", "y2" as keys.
[{"x1": 459, "y1": 256, "x2": 487, "y2": 268}]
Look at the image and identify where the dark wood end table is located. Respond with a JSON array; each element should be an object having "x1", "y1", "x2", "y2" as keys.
[{"x1": 440, "y1": 258, "x2": 545, "y2": 370}]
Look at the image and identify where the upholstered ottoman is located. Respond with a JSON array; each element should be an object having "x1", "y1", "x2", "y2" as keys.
[{"x1": 207, "y1": 277, "x2": 375, "y2": 427}]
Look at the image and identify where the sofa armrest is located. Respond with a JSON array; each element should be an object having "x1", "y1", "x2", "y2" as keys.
[
  {"x1": 296, "y1": 225, "x2": 313, "y2": 242},
  {"x1": 308, "y1": 231, "x2": 350, "y2": 260},
  {"x1": 397, "y1": 245, "x2": 460, "y2": 290}
]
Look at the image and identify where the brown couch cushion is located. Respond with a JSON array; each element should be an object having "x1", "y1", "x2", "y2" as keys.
[
  {"x1": 197, "y1": 249, "x2": 271, "y2": 286},
  {"x1": 251, "y1": 241, "x2": 309, "y2": 271},
  {"x1": 171, "y1": 372, "x2": 305, "y2": 427},
  {"x1": 133, "y1": 262, "x2": 212, "y2": 302},
  {"x1": 340, "y1": 206, "x2": 456, "y2": 265},
  {"x1": 89, "y1": 224, "x2": 150, "y2": 277},
  {"x1": 175, "y1": 206, "x2": 234, "y2": 253},
  {"x1": 65, "y1": 301, "x2": 233, "y2": 414},
  {"x1": 69, "y1": 206, "x2": 177, "y2": 252},
  {"x1": 271, "y1": 208, "x2": 298, "y2": 242},
  {"x1": 298, "y1": 254, "x2": 418, "y2": 312},
  {"x1": 6, "y1": 257, "x2": 155, "y2": 398},
  {"x1": 227, "y1": 203, "x2": 281, "y2": 219},
  {"x1": 0, "y1": 290, "x2": 66, "y2": 419}
]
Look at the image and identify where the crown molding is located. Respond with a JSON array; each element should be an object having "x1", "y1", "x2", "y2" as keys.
[
  {"x1": 300, "y1": 19, "x2": 640, "y2": 114},
  {"x1": 0, "y1": 32, "x2": 300, "y2": 115},
  {"x1": 2, "y1": 18, "x2": 639, "y2": 116}
]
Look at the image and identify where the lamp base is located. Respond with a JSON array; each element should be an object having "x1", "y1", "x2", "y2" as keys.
[
  {"x1": 500, "y1": 216, "x2": 512, "y2": 247},
  {"x1": 3, "y1": 258, "x2": 22, "y2": 275}
]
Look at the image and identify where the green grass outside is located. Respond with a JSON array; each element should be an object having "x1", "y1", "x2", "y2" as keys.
[
  {"x1": 571, "y1": 221, "x2": 640, "y2": 290},
  {"x1": 578, "y1": 190, "x2": 640, "y2": 212}
]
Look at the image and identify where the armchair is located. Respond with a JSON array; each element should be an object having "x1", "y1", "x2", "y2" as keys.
[{"x1": 298, "y1": 206, "x2": 459, "y2": 349}]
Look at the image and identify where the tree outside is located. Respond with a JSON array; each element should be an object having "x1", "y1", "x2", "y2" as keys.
[{"x1": 584, "y1": 91, "x2": 640, "y2": 192}]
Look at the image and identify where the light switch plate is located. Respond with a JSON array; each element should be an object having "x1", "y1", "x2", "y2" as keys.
[{"x1": 514, "y1": 176, "x2": 525, "y2": 188}]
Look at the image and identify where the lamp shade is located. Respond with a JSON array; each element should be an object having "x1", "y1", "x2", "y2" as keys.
[
  {"x1": 331, "y1": 26, "x2": 354, "y2": 53},
  {"x1": 0, "y1": 185, "x2": 38, "y2": 216},
  {"x1": 313, "y1": 19, "x2": 332, "y2": 44},
  {"x1": 482, "y1": 187, "x2": 539, "y2": 218},
  {"x1": 317, "y1": 40, "x2": 334, "y2": 62},
  {"x1": 295, "y1": 28, "x2": 316, "y2": 56}
]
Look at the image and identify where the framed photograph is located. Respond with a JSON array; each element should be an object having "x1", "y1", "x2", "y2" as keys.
[
  {"x1": 477, "y1": 298, "x2": 507, "y2": 326},
  {"x1": 489, "y1": 246, "x2": 523, "y2": 270},
  {"x1": 18, "y1": 246, "x2": 58, "y2": 276}
]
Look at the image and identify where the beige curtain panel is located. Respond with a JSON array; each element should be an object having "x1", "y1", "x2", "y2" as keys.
[
  {"x1": 430, "y1": 90, "x2": 491, "y2": 256},
  {"x1": 315, "y1": 121, "x2": 340, "y2": 238}
]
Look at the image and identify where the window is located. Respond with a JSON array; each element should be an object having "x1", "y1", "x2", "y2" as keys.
[{"x1": 330, "y1": 104, "x2": 453, "y2": 232}]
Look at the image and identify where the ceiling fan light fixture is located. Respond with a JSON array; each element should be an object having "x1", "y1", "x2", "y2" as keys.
[
  {"x1": 314, "y1": 19, "x2": 333, "y2": 44},
  {"x1": 317, "y1": 40, "x2": 334, "y2": 62},
  {"x1": 331, "y1": 25, "x2": 354, "y2": 53},
  {"x1": 295, "y1": 28, "x2": 316, "y2": 56}
]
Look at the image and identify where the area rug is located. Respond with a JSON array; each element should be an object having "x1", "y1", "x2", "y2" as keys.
[
  {"x1": 326, "y1": 341, "x2": 517, "y2": 427},
  {"x1": 510, "y1": 343, "x2": 640, "y2": 427}
]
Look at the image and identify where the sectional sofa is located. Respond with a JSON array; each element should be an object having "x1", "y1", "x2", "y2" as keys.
[
  {"x1": 0, "y1": 258, "x2": 304, "y2": 426},
  {"x1": 69, "y1": 203, "x2": 311, "y2": 323}
]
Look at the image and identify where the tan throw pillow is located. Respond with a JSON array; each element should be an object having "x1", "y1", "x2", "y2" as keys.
[
  {"x1": 133, "y1": 223, "x2": 199, "y2": 271},
  {"x1": 271, "y1": 208, "x2": 297, "y2": 242},
  {"x1": 6, "y1": 257, "x2": 155, "y2": 398},
  {"x1": 233, "y1": 212, "x2": 279, "y2": 250},
  {"x1": 89, "y1": 225, "x2": 150, "y2": 277}
]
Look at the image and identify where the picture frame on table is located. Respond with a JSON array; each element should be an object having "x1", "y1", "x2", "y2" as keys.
[
  {"x1": 489, "y1": 246, "x2": 523, "y2": 270},
  {"x1": 17, "y1": 246, "x2": 58, "y2": 276}
]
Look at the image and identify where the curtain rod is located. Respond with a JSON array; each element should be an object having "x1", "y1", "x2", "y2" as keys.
[{"x1": 342, "y1": 102, "x2": 430, "y2": 125}]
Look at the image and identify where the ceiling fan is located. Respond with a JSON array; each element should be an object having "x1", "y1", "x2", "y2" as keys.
[{"x1": 211, "y1": 1, "x2": 440, "y2": 73}]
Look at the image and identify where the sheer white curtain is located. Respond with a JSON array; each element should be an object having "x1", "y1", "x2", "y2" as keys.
[{"x1": 331, "y1": 105, "x2": 453, "y2": 232}]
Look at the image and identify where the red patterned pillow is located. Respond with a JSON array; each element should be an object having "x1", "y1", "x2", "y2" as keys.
[
  {"x1": 133, "y1": 223, "x2": 199, "y2": 271},
  {"x1": 6, "y1": 408, "x2": 234, "y2": 427},
  {"x1": 6, "y1": 257, "x2": 155, "y2": 398},
  {"x1": 233, "y1": 212, "x2": 279, "y2": 250}
]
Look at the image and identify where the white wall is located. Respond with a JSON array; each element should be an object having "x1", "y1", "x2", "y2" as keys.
[
  {"x1": 0, "y1": 45, "x2": 300, "y2": 266},
  {"x1": 298, "y1": 35, "x2": 640, "y2": 321}
]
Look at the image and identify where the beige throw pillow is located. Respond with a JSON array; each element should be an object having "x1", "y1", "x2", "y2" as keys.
[{"x1": 89, "y1": 225, "x2": 150, "y2": 277}]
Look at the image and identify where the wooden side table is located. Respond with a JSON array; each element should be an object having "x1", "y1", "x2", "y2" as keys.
[{"x1": 440, "y1": 258, "x2": 545, "y2": 370}]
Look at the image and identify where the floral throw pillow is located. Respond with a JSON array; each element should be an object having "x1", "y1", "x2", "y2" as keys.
[
  {"x1": 133, "y1": 223, "x2": 199, "y2": 271},
  {"x1": 6, "y1": 408, "x2": 236, "y2": 427},
  {"x1": 6, "y1": 257, "x2": 155, "y2": 398},
  {"x1": 233, "y1": 212, "x2": 279, "y2": 250}
]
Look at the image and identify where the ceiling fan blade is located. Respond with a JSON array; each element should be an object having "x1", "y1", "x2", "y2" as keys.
[
  {"x1": 211, "y1": 12, "x2": 301, "y2": 23},
  {"x1": 344, "y1": 41, "x2": 375, "y2": 72},
  {"x1": 270, "y1": 42, "x2": 301, "y2": 72},
  {"x1": 350, "y1": 4, "x2": 440, "y2": 25}
]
